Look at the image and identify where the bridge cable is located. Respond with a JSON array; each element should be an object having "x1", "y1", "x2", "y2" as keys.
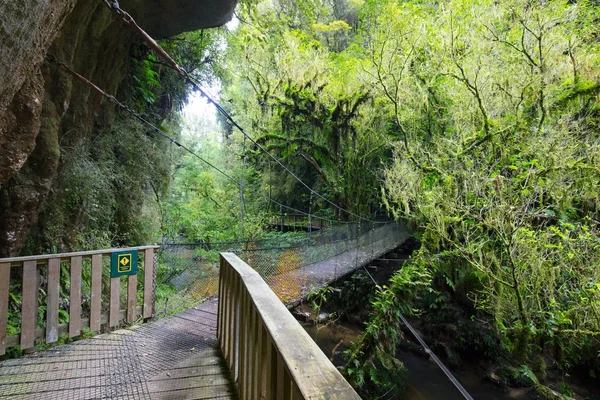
[
  {"x1": 100, "y1": 0, "x2": 383, "y2": 224},
  {"x1": 361, "y1": 267, "x2": 475, "y2": 400},
  {"x1": 46, "y1": 55, "x2": 343, "y2": 227}
]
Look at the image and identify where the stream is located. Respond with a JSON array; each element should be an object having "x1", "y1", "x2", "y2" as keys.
[{"x1": 300, "y1": 321, "x2": 530, "y2": 400}]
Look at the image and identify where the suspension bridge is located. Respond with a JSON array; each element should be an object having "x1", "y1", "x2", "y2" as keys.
[
  {"x1": 0, "y1": 3, "x2": 417, "y2": 399},
  {"x1": 0, "y1": 221, "x2": 409, "y2": 399}
]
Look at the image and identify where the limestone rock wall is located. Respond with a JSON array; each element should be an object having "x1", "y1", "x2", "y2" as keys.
[{"x1": 0, "y1": 0, "x2": 236, "y2": 256}]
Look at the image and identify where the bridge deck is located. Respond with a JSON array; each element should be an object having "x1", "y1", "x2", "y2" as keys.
[
  {"x1": 0, "y1": 300, "x2": 235, "y2": 400},
  {"x1": 269, "y1": 228, "x2": 410, "y2": 303}
]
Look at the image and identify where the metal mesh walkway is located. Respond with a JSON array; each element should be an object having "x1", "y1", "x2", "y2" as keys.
[{"x1": 0, "y1": 300, "x2": 235, "y2": 400}]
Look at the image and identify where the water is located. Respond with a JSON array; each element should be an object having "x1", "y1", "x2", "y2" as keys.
[{"x1": 301, "y1": 321, "x2": 529, "y2": 400}]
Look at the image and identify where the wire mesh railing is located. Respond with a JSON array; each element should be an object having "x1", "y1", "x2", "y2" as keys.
[{"x1": 154, "y1": 222, "x2": 408, "y2": 316}]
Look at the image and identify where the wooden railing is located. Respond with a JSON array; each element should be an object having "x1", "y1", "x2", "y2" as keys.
[
  {"x1": 218, "y1": 253, "x2": 360, "y2": 400},
  {"x1": 0, "y1": 245, "x2": 159, "y2": 355}
]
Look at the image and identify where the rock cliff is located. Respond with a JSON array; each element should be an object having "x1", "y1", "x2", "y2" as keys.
[{"x1": 0, "y1": 0, "x2": 236, "y2": 256}]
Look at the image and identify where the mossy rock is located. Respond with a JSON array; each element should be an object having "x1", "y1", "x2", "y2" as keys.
[{"x1": 531, "y1": 383, "x2": 574, "y2": 400}]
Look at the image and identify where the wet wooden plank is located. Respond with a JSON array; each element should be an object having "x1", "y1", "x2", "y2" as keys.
[
  {"x1": 69, "y1": 256, "x2": 82, "y2": 338},
  {"x1": 172, "y1": 316, "x2": 217, "y2": 336},
  {"x1": 90, "y1": 254, "x2": 102, "y2": 332},
  {"x1": 0, "y1": 263, "x2": 9, "y2": 355},
  {"x1": 177, "y1": 309, "x2": 218, "y2": 328},
  {"x1": 46, "y1": 258, "x2": 60, "y2": 343},
  {"x1": 110, "y1": 277, "x2": 120, "y2": 327},
  {"x1": 143, "y1": 248, "x2": 154, "y2": 319},
  {"x1": 187, "y1": 307, "x2": 218, "y2": 321},
  {"x1": 151, "y1": 365, "x2": 224, "y2": 380},
  {"x1": 147, "y1": 375, "x2": 230, "y2": 393},
  {"x1": 21, "y1": 261, "x2": 38, "y2": 350},
  {"x1": 148, "y1": 385, "x2": 234, "y2": 400},
  {"x1": 127, "y1": 274, "x2": 137, "y2": 323},
  {"x1": 168, "y1": 350, "x2": 222, "y2": 369},
  {"x1": 0, "y1": 364, "x2": 109, "y2": 384}
]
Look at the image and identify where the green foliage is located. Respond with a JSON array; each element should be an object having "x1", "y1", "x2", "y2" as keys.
[
  {"x1": 25, "y1": 117, "x2": 169, "y2": 253},
  {"x1": 165, "y1": 124, "x2": 272, "y2": 243},
  {"x1": 221, "y1": 0, "x2": 388, "y2": 218},
  {"x1": 374, "y1": 0, "x2": 600, "y2": 377},
  {"x1": 130, "y1": 56, "x2": 160, "y2": 109},
  {"x1": 307, "y1": 285, "x2": 335, "y2": 314},
  {"x1": 343, "y1": 261, "x2": 431, "y2": 397}
]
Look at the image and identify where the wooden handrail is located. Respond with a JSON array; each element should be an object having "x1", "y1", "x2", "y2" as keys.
[
  {"x1": 0, "y1": 244, "x2": 160, "y2": 265},
  {"x1": 218, "y1": 252, "x2": 361, "y2": 400},
  {"x1": 0, "y1": 245, "x2": 159, "y2": 355}
]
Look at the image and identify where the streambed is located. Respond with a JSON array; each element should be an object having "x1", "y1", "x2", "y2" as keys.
[{"x1": 300, "y1": 321, "x2": 530, "y2": 400}]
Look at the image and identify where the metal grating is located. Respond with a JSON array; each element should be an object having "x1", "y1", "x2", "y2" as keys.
[{"x1": 0, "y1": 300, "x2": 234, "y2": 400}]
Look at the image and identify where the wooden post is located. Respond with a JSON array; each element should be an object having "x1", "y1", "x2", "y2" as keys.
[
  {"x1": 90, "y1": 254, "x2": 102, "y2": 332},
  {"x1": 109, "y1": 277, "x2": 120, "y2": 327},
  {"x1": 69, "y1": 256, "x2": 82, "y2": 338},
  {"x1": 0, "y1": 263, "x2": 10, "y2": 355},
  {"x1": 127, "y1": 274, "x2": 137, "y2": 323},
  {"x1": 21, "y1": 261, "x2": 38, "y2": 350},
  {"x1": 143, "y1": 248, "x2": 154, "y2": 319},
  {"x1": 46, "y1": 258, "x2": 60, "y2": 343}
]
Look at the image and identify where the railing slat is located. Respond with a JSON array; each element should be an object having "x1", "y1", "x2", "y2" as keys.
[
  {"x1": 276, "y1": 352, "x2": 285, "y2": 400},
  {"x1": 268, "y1": 338, "x2": 276, "y2": 400},
  {"x1": 143, "y1": 248, "x2": 154, "y2": 319},
  {"x1": 227, "y1": 271, "x2": 236, "y2": 371},
  {"x1": 69, "y1": 256, "x2": 82, "y2": 338},
  {"x1": 254, "y1": 320, "x2": 268, "y2": 399},
  {"x1": 239, "y1": 290, "x2": 247, "y2": 393},
  {"x1": 292, "y1": 382, "x2": 303, "y2": 400},
  {"x1": 250, "y1": 302, "x2": 259, "y2": 400},
  {"x1": 217, "y1": 255, "x2": 225, "y2": 345},
  {"x1": 233, "y1": 273, "x2": 241, "y2": 377},
  {"x1": 0, "y1": 263, "x2": 10, "y2": 356},
  {"x1": 221, "y1": 261, "x2": 229, "y2": 358},
  {"x1": 109, "y1": 277, "x2": 120, "y2": 327},
  {"x1": 243, "y1": 291, "x2": 251, "y2": 399},
  {"x1": 223, "y1": 261, "x2": 231, "y2": 359},
  {"x1": 46, "y1": 258, "x2": 60, "y2": 343},
  {"x1": 127, "y1": 275, "x2": 137, "y2": 323},
  {"x1": 90, "y1": 254, "x2": 102, "y2": 332},
  {"x1": 21, "y1": 261, "x2": 38, "y2": 350}
]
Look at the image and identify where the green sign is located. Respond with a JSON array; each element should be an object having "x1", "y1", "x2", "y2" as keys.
[{"x1": 110, "y1": 251, "x2": 138, "y2": 277}]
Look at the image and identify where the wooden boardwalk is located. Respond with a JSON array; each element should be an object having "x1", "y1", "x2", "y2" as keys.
[{"x1": 0, "y1": 300, "x2": 236, "y2": 400}]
